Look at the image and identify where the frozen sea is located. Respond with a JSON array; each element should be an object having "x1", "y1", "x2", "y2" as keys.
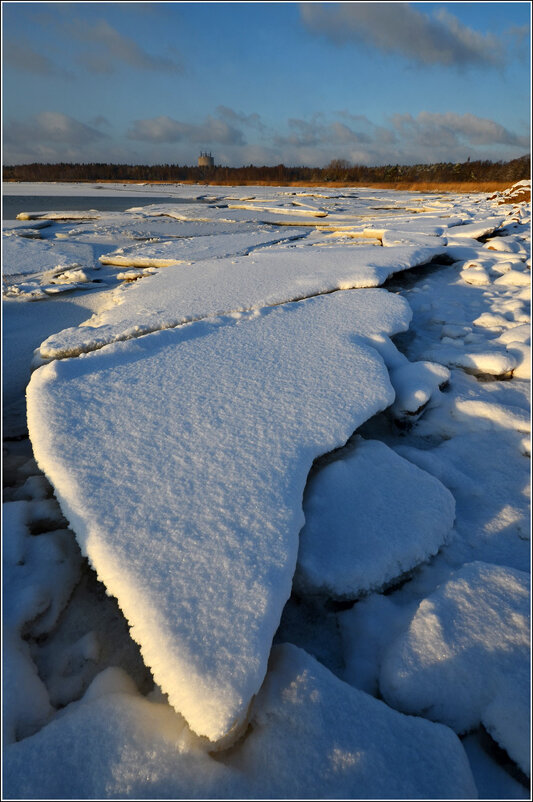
[{"x1": 2, "y1": 181, "x2": 531, "y2": 799}]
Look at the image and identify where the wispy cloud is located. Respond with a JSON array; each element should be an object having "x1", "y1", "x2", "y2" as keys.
[
  {"x1": 300, "y1": 2, "x2": 505, "y2": 67},
  {"x1": 216, "y1": 106, "x2": 267, "y2": 134},
  {"x1": 4, "y1": 107, "x2": 528, "y2": 168},
  {"x1": 267, "y1": 110, "x2": 529, "y2": 166},
  {"x1": 66, "y1": 18, "x2": 184, "y2": 74},
  {"x1": 4, "y1": 111, "x2": 108, "y2": 146},
  {"x1": 274, "y1": 114, "x2": 387, "y2": 150},
  {"x1": 90, "y1": 115, "x2": 112, "y2": 129},
  {"x1": 391, "y1": 112, "x2": 530, "y2": 150},
  {"x1": 127, "y1": 112, "x2": 246, "y2": 146},
  {"x1": 3, "y1": 39, "x2": 68, "y2": 78}
]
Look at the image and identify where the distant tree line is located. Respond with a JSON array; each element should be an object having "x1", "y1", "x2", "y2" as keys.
[{"x1": 3, "y1": 154, "x2": 530, "y2": 184}]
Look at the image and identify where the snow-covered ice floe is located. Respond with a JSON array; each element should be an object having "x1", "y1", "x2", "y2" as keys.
[
  {"x1": 27, "y1": 289, "x2": 411, "y2": 742},
  {"x1": 37, "y1": 242, "x2": 443, "y2": 360},
  {"x1": 3, "y1": 644, "x2": 477, "y2": 800},
  {"x1": 3, "y1": 179, "x2": 530, "y2": 797},
  {"x1": 296, "y1": 437, "x2": 456, "y2": 599},
  {"x1": 380, "y1": 562, "x2": 530, "y2": 776},
  {"x1": 98, "y1": 228, "x2": 306, "y2": 267}
]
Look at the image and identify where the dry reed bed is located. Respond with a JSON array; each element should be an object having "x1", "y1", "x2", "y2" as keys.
[{"x1": 82, "y1": 179, "x2": 523, "y2": 194}]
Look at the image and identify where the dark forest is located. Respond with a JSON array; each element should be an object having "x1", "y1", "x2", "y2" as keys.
[{"x1": 3, "y1": 154, "x2": 530, "y2": 185}]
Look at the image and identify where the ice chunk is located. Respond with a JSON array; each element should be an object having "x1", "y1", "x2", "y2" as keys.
[
  {"x1": 495, "y1": 323, "x2": 531, "y2": 345},
  {"x1": 395, "y1": 429, "x2": 530, "y2": 570},
  {"x1": 27, "y1": 290, "x2": 411, "y2": 742},
  {"x1": 441, "y1": 324, "x2": 472, "y2": 339},
  {"x1": 233, "y1": 645, "x2": 477, "y2": 799},
  {"x1": 494, "y1": 270, "x2": 531, "y2": 287},
  {"x1": 48, "y1": 268, "x2": 92, "y2": 284},
  {"x1": 3, "y1": 645, "x2": 477, "y2": 799},
  {"x1": 389, "y1": 360, "x2": 450, "y2": 418},
  {"x1": 17, "y1": 210, "x2": 101, "y2": 221},
  {"x1": 460, "y1": 265, "x2": 491, "y2": 285},
  {"x1": 227, "y1": 202, "x2": 328, "y2": 217},
  {"x1": 380, "y1": 561, "x2": 530, "y2": 775},
  {"x1": 3, "y1": 500, "x2": 82, "y2": 743},
  {"x1": 462, "y1": 733, "x2": 530, "y2": 800},
  {"x1": 422, "y1": 345, "x2": 518, "y2": 377},
  {"x1": 364, "y1": 335, "x2": 452, "y2": 418},
  {"x1": 502, "y1": 342, "x2": 531, "y2": 379},
  {"x1": 484, "y1": 236, "x2": 526, "y2": 254},
  {"x1": 493, "y1": 324, "x2": 531, "y2": 379},
  {"x1": 381, "y1": 230, "x2": 445, "y2": 248},
  {"x1": 296, "y1": 438, "x2": 456, "y2": 599},
  {"x1": 447, "y1": 217, "x2": 505, "y2": 239}
]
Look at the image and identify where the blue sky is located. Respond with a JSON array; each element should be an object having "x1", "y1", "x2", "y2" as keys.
[{"x1": 2, "y1": 2, "x2": 531, "y2": 166}]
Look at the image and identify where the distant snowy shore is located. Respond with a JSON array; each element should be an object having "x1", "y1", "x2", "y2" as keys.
[{"x1": 2, "y1": 182, "x2": 530, "y2": 799}]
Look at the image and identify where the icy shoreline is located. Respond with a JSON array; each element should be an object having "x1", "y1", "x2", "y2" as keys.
[{"x1": 2, "y1": 182, "x2": 530, "y2": 799}]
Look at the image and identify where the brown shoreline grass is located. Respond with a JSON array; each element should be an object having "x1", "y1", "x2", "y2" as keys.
[{"x1": 80, "y1": 179, "x2": 519, "y2": 193}]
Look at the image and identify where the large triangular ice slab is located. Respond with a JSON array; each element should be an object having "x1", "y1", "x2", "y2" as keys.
[{"x1": 27, "y1": 289, "x2": 410, "y2": 741}]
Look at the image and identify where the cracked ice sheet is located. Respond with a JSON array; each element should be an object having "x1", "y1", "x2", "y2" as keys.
[
  {"x1": 3, "y1": 645, "x2": 477, "y2": 800},
  {"x1": 126, "y1": 201, "x2": 334, "y2": 227},
  {"x1": 2, "y1": 236, "x2": 96, "y2": 277},
  {"x1": 27, "y1": 289, "x2": 411, "y2": 742},
  {"x1": 39, "y1": 242, "x2": 442, "y2": 360},
  {"x1": 56, "y1": 216, "x2": 278, "y2": 244},
  {"x1": 98, "y1": 228, "x2": 308, "y2": 267},
  {"x1": 379, "y1": 561, "x2": 530, "y2": 776}
]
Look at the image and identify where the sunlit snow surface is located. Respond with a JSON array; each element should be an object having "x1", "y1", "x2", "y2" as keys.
[{"x1": 3, "y1": 181, "x2": 531, "y2": 799}]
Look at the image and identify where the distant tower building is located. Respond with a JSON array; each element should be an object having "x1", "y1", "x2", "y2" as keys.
[{"x1": 198, "y1": 151, "x2": 214, "y2": 167}]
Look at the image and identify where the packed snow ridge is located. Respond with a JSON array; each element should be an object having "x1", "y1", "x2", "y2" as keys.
[{"x1": 2, "y1": 180, "x2": 530, "y2": 799}]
